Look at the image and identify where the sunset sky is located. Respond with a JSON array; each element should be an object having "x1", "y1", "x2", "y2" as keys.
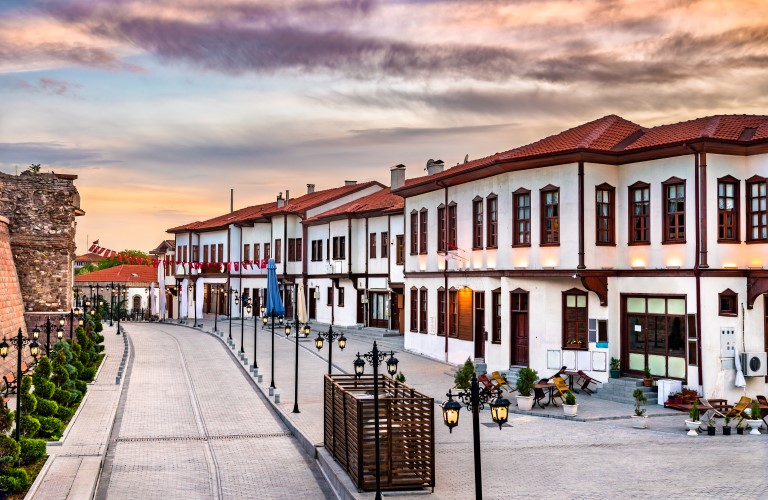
[{"x1": 2, "y1": 0, "x2": 768, "y2": 253}]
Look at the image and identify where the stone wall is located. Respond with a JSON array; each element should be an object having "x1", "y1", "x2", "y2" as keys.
[
  {"x1": 0, "y1": 216, "x2": 32, "y2": 376},
  {"x1": 0, "y1": 171, "x2": 81, "y2": 314}
]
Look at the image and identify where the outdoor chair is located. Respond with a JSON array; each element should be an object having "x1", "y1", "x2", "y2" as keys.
[
  {"x1": 551, "y1": 376, "x2": 571, "y2": 406},
  {"x1": 491, "y1": 371, "x2": 515, "y2": 393},
  {"x1": 533, "y1": 378, "x2": 550, "y2": 409},
  {"x1": 575, "y1": 370, "x2": 601, "y2": 396},
  {"x1": 755, "y1": 395, "x2": 768, "y2": 428},
  {"x1": 723, "y1": 396, "x2": 752, "y2": 426},
  {"x1": 549, "y1": 366, "x2": 567, "y2": 380},
  {"x1": 477, "y1": 374, "x2": 500, "y2": 393}
]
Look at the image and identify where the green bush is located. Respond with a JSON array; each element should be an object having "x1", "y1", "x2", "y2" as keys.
[
  {"x1": 19, "y1": 377, "x2": 37, "y2": 415},
  {"x1": 515, "y1": 367, "x2": 539, "y2": 397},
  {"x1": 79, "y1": 367, "x2": 96, "y2": 382},
  {"x1": 74, "y1": 379, "x2": 87, "y2": 394},
  {"x1": 0, "y1": 435, "x2": 20, "y2": 469},
  {"x1": 32, "y1": 356, "x2": 52, "y2": 380},
  {"x1": 18, "y1": 414, "x2": 40, "y2": 438},
  {"x1": 94, "y1": 320, "x2": 103, "y2": 333},
  {"x1": 34, "y1": 398, "x2": 59, "y2": 417},
  {"x1": 454, "y1": 358, "x2": 475, "y2": 390},
  {"x1": 52, "y1": 350, "x2": 70, "y2": 388},
  {"x1": 55, "y1": 406, "x2": 74, "y2": 422},
  {"x1": 71, "y1": 359, "x2": 85, "y2": 377},
  {"x1": 36, "y1": 416, "x2": 63, "y2": 439},
  {"x1": 0, "y1": 468, "x2": 31, "y2": 493},
  {"x1": 0, "y1": 407, "x2": 12, "y2": 435},
  {"x1": 68, "y1": 389, "x2": 83, "y2": 406},
  {"x1": 564, "y1": 391, "x2": 576, "y2": 406},
  {"x1": 52, "y1": 389, "x2": 73, "y2": 407},
  {"x1": 19, "y1": 438, "x2": 46, "y2": 465},
  {"x1": 34, "y1": 379, "x2": 56, "y2": 400}
]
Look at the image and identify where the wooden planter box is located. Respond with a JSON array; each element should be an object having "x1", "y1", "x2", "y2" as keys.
[{"x1": 324, "y1": 374, "x2": 435, "y2": 493}]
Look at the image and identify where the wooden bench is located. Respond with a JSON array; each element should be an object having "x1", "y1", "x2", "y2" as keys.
[
  {"x1": 3, "y1": 372, "x2": 17, "y2": 397},
  {"x1": 21, "y1": 361, "x2": 32, "y2": 375}
]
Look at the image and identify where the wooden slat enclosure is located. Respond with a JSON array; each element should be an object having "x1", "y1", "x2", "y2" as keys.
[{"x1": 324, "y1": 374, "x2": 435, "y2": 493}]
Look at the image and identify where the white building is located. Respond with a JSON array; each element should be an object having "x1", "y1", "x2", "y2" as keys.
[
  {"x1": 393, "y1": 115, "x2": 768, "y2": 402},
  {"x1": 74, "y1": 264, "x2": 160, "y2": 319}
]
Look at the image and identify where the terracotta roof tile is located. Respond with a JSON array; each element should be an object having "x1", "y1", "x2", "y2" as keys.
[
  {"x1": 263, "y1": 181, "x2": 384, "y2": 215},
  {"x1": 625, "y1": 114, "x2": 768, "y2": 149},
  {"x1": 74, "y1": 265, "x2": 157, "y2": 283},
  {"x1": 75, "y1": 252, "x2": 104, "y2": 262},
  {"x1": 305, "y1": 188, "x2": 404, "y2": 222}
]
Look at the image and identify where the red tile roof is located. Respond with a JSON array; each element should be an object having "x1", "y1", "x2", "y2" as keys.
[
  {"x1": 263, "y1": 181, "x2": 384, "y2": 216},
  {"x1": 74, "y1": 265, "x2": 157, "y2": 284},
  {"x1": 401, "y1": 114, "x2": 768, "y2": 190},
  {"x1": 305, "y1": 188, "x2": 404, "y2": 222},
  {"x1": 75, "y1": 252, "x2": 104, "y2": 263}
]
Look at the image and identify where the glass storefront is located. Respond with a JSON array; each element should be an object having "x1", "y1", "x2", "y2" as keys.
[{"x1": 624, "y1": 296, "x2": 687, "y2": 379}]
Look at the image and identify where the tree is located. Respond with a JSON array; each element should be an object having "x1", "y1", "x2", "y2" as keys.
[
  {"x1": 75, "y1": 249, "x2": 151, "y2": 275},
  {"x1": 26, "y1": 164, "x2": 41, "y2": 174}
]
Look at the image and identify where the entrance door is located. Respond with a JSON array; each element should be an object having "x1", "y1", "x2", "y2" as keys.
[
  {"x1": 393, "y1": 292, "x2": 403, "y2": 334},
  {"x1": 368, "y1": 292, "x2": 389, "y2": 329},
  {"x1": 511, "y1": 290, "x2": 529, "y2": 366},
  {"x1": 357, "y1": 290, "x2": 365, "y2": 324},
  {"x1": 309, "y1": 289, "x2": 316, "y2": 320},
  {"x1": 474, "y1": 291, "x2": 485, "y2": 359},
  {"x1": 133, "y1": 295, "x2": 142, "y2": 319},
  {"x1": 623, "y1": 296, "x2": 687, "y2": 380}
]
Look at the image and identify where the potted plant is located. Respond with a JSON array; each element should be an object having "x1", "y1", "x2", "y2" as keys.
[
  {"x1": 706, "y1": 414, "x2": 716, "y2": 436},
  {"x1": 454, "y1": 358, "x2": 474, "y2": 390},
  {"x1": 609, "y1": 357, "x2": 620, "y2": 379},
  {"x1": 515, "y1": 367, "x2": 538, "y2": 411},
  {"x1": 642, "y1": 366, "x2": 653, "y2": 387},
  {"x1": 685, "y1": 400, "x2": 700, "y2": 436},
  {"x1": 632, "y1": 388, "x2": 648, "y2": 429},
  {"x1": 723, "y1": 416, "x2": 732, "y2": 435},
  {"x1": 746, "y1": 400, "x2": 763, "y2": 435},
  {"x1": 563, "y1": 391, "x2": 578, "y2": 417},
  {"x1": 736, "y1": 419, "x2": 745, "y2": 435}
]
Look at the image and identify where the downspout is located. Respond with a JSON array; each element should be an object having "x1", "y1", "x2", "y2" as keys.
[
  {"x1": 438, "y1": 180, "x2": 449, "y2": 357},
  {"x1": 577, "y1": 160, "x2": 586, "y2": 269},
  {"x1": 687, "y1": 144, "x2": 705, "y2": 387},
  {"x1": 347, "y1": 216, "x2": 353, "y2": 275}
]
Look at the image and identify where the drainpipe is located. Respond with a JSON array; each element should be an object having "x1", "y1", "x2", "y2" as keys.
[
  {"x1": 347, "y1": 216, "x2": 353, "y2": 276},
  {"x1": 687, "y1": 144, "x2": 705, "y2": 387},
  {"x1": 577, "y1": 160, "x2": 586, "y2": 270}
]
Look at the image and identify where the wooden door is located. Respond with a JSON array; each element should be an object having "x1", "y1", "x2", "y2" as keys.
[
  {"x1": 474, "y1": 291, "x2": 485, "y2": 359},
  {"x1": 309, "y1": 289, "x2": 316, "y2": 320},
  {"x1": 393, "y1": 292, "x2": 403, "y2": 334},
  {"x1": 511, "y1": 290, "x2": 529, "y2": 366}
]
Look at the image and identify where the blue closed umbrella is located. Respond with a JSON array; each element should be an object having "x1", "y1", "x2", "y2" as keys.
[{"x1": 265, "y1": 259, "x2": 285, "y2": 318}]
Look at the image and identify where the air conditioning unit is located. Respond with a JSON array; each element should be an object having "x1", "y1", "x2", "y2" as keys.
[{"x1": 740, "y1": 352, "x2": 767, "y2": 377}]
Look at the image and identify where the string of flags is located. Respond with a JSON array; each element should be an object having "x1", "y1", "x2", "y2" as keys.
[{"x1": 87, "y1": 240, "x2": 269, "y2": 271}]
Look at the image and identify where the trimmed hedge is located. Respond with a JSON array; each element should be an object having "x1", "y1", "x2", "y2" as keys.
[{"x1": 19, "y1": 438, "x2": 46, "y2": 466}]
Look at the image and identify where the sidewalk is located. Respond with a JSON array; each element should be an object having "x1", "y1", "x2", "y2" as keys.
[{"x1": 27, "y1": 323, "x2": 128, "y2": 500}]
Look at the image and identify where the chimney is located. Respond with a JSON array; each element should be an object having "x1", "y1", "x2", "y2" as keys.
[
  {"x1": 390, "y1": 164, "x2": 406, "y2": 190},
  {"x1": 307, "y1": 184, "x2": 315, "y2": 194},
  {"x1": 426, "y1": 159, "x2": 444, "y2": 176},
  {"x1": 277, "y1": 192, "x2": 285, "y2": 208},
  {"x1": 344, "y1": 180, "x2": 357, "y2": 186},
  {"x1": 285, "y1": 189, "x2": 290, "y2": 202}
]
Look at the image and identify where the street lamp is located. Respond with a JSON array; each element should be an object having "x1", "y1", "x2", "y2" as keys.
[
  {"x1": 190, "y1": 282, "x2": 198, "y2": 327},
  {"x1": 107, "y1": 282, "x2": 115, "y2": 327},
  {"x1": 240, "y1": 291, "x2": 248, "y2": 354},
  {"x1": 441, "y1": 373, "x2": 511, "y2": 500},
  {"x1": 213, "y1": 285, "x2": 220, "y2": 333},
  {"x1": 227, "y1": 288, "x2": 239, "y2": 341},
  {"x1": 352, "y1": 341, "x2": 399, "y2": 500},
  {"x1": 250, "y1": 298, "x2": 260, "y2": 374},
  {"x1": 314, "y1": 326, "x2": 347, "y2": 375},
  {"x1": 0, "y1": 328, "x2": 41, "y2": 457},
  {"x1": 287, "y1": 284, "x2": 311, "y2": 414}
]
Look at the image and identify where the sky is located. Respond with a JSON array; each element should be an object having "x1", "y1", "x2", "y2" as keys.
[{"x1": 2, "y1": 0, "x2": 768, "y2": 254}]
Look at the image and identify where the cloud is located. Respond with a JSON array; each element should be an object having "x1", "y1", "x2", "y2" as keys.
[
  {"x1": 0, "y1": 142, "x2": 110, "y2": 167},
  {"x1": 10, "y1": 76, "x2": 81, "y2": 95}
]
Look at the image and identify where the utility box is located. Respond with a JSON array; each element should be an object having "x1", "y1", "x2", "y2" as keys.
[{"x1": 657, "y1": 379, "x2": 683, "y2": 406}]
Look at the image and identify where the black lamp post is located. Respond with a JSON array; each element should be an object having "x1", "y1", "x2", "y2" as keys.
[
  {"x1": 69, "y1": 307, "x2": 75, "y2": 340},
  {"x1": 240, "y1": 292, "x2": 248, "y2": 354},
  {"x1": 352, "y1": 342, "x2": 399, "y2": 500},
  {"x1": 116, "y1": 285, "x2": 126, "y2": 334},
  {"x1": 0, "y1": 328, "x2": 40, "y2": 455},
  {"x1": 56, "y1": 316, "x2": 65, "y2": 346},
  {"x1": 287, "y1": 284, "x2": 311, "y2": 414},
  {"x1": 314, "y1": 326, "x2": 347, "y2": 375},
  {"x1": 269, "y1": 312, "x2": 284, "y2": 391},
  {"x1": 441, "y1": 373, "x2": 511, "y2": 500},
  {"x1": 227, "y1": 288, "x2": 239, "y2": 341},
  {"x1": 190, "y1": 282, "x2": 198, "y2": 327},
  {"x1": 213, "y1": 285, "x2": 220, "y2": 333},
  {"x1": 177, "y1": 279, "x2": 183, "y2": 324},
  {"x1": 108, "y1": 282, "x2": 115, "y2": 327},
  {"x1": 43, "y1": 317, "x2": 52, "y2": 357}
]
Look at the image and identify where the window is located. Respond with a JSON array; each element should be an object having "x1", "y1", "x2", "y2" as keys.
[
  {"x1": 338, "y1": 287, "x2": 345, "y2": 307},
  {"x1": 448, "y1": 290, "x2": 458, "y2": 338},
  {"x1": 597, "y1": 320, "x2": 608, "y2": 343},
  {"x1": 487, "y1": 195, "x2": 498, "y2": 248},
  {"x1": 718, "y1": 289, "x2": 738, "y2": 317},
  {"x1": 274, "y1": 239, "x2": 282, "y2": 263},
  {"x1": 472, "y1": 197, "x2": 483, "y2": 249},
  {"x1": 203, "y1": 245, "x2": 209, "y2": 263},
  {"x1": 437, "y1": 289, "x2": 446, "y2": 336},
  {"x1": 562, "y1": 289, "x2": 587, "y2": 349},
  {"x1": 264, "y1": 243, "x2": 271, "y2": 259},
  {"x1": 629, "y1": 182, "x2": 650, "y2": 244},
  {"x1": 747, "y1": 176, "x2": 767, "y2": 241},
  {"x1": 217, "y1": 244, "x2": 224, "y2": 264},
  {"x1": 663, "y1": 178, "x2": 686, "y2": 243},
  {"x1": 437, "y1": 205, "x2": 446, "y2": 253},
  {"x1": 410, "y1": 211, "x2": 418, "y2": 255},
  {"x1": 381, "y1": 232, "x2": 389, "y2": 258},
  {"x1": 311, "y1": 240, "x2": 322, "y2": 261},
  {"x1": 327, "y1": 287, "x2": 333, "y2": 307},
  {"x1": 192, "y1": 245, "x2": 199, "y2": 262},
  {"x1": 332, "y1": 236, "x2": 346, "y2": 260},
  {"x1": 287, "y1": 238, "x2": 302, "y2": 262},
  {"x1": 369, "y1": 233, "x2": 377, "y2": 258},
  {"x1": 396, "y1": 235, "x2": 405, "y2": 265},
  {"x1": 419, "y1": 288, "x2": 428, "y2": 333},
  {"x1": 717, "y1": 177, "x2": 739, "y2": 242},
  {"x1": 210, "y1": 244, "x2": 216, "y2": 263},
  {"x1": 448, "y1": 203, "x2": 457, "y2": 249},
  {"x1": 491, "y1": 289, "x2": 501, "y2": 344},
  {"x1": 595, "y1": 184, "x2": 615, "y2": 245},
  {"x1": 419, "y1": 209, "x2": 428, "y2": 254},
  {"x1": 254, "y1": 243, "x2": 261, "y2": 261},
  {"x1": 410, "y1": 288, "x2": 418, "y2": 332},
  {"x1": 513, "y1": 189, "x2": 531, "y2": 246},
  {"x1": 243, "y1": 244, "x2": 251, "y2": 262},
  {"x1": 540, "y1": 186, "x2": 559, "y2": 245}
]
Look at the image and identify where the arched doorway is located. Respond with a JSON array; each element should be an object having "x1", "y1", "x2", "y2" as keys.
[{"x1": 132, "y1": 295, "x2": 142, "y2": 319}]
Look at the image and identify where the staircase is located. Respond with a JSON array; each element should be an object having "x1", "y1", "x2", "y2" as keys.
[{"x1": 592, "y1": 377, "x2": 657, "y2": 405}]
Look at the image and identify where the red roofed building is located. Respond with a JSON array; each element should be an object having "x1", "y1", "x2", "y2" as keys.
[
  {"x1": 393, "y1": 114, "x2": 768, "y2": 403},
  {"x1": 74, "y1": 265, "x2": 159, "y2": 320}
]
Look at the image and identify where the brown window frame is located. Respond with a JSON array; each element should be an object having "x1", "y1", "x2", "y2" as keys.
[
  {"x1": 338, "y1": 287, "x2": 345, "y2": 307},
  {"x1": 629, "y1": 181, "x2": 651, "y2": 245},
  {"x1": 437, "y1": 205, "x2": 446, "y2": 253},
  {"x1": 448, "y1": 289, "x2": 458, "y2": 338},
  {"x1": 332, "y1": 236, "x2": 346, "y2": 260},
  {"x1": 203, "y1": 245, "x2": 209, "y2": 263},
  {"x1": 274, "y1": 239, "x2": 282, "y2": 263},
  {"x1": 287, "y1": 238, "x2": 302, "y2": 262},
  {"x1": 562, "y1": 288, "x2": 588, "y2": 350},
  {"x1": 410, "y1": 211, "x2": 418, "y2": 255},
  {"x1": 662, "y1": 177, "x2": 686, "y2": 244},
  {"x1": 448, "y1": 202, "x2": 458, "y2": 249},
  {"x1": 217, "y1": 243, "x2": 224, "y2": 264},
  {"x1": 264, "y1": 242, "x2": 271, "y2": 259},
  {"x1": 540, "y1": 185, "x2": 560, "y2": 246},
  {"x1": 396, "y1": 235, "x2": 405, "y2": 265},
  {"x1": 243, "y1": 243, "x2": 251, "y2": 262},
  {"x1": 381, "y1": 232, "x2": 389, "y2": 258},
  {"x1": 513, "y1": 188, "x2": 531, "y2": 246},
  {"x1": 487, "y1": 194, "x2": 498, "y2": 248},
  {"x1": 327, "y1": 286, "x2": 333, "y2": 307},
  {"x1": 192, "y1": 245, "x2": 199, "y2": 262},
  {"x1": 595, "y1": 183, "x2": 615, "y2": 245},
  {"x1": 311, "y1": 240, "x2": 322, "y2": 261},
  {"x1": 472, "y1": 197, "x2": 483, "y2": 249},
  {"x1": 437, "y1": 288, "x2": 446, "y2": 337},
  {"x1": 254, "y1": 243, "x2": 261, "y2": 261},
  {"x1": 419, "y1": 287, "x2": 428, "y2": 333},
  {"x1": 718, "y1": 289, "x2": 738, "y2": 317},
  {"x1": 746, "y1": 175, "x2": 767, "y2": 242},
  {"x1": 410, "y1": 288, "x2": 418, "y2": 332},
  {"x1": 717, "y1": 176, "x2": 740, "y2": 242},
  {"x1": 491, "y1": 289, "x2": 501, "y2": 344},
  {"x1": 369, "y1": 233, "x2": 377, "y2": 259},
  {"x1": 419, "y1": 209, "x2": 428, "y2": 254}
]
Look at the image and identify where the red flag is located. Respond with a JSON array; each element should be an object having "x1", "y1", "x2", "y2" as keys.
[
  {"x1": 261, "y1": 259, "x2": 267, "y2": 268},
  {"x1": 97, "y1": 247, "x2": 106, "y2": 255},
  {"x1": 234, "y1": 262, "x2": 239, "y2": 272},
  {"x1": 117, "y1": 253, "x2": 122, "y2": 262},
  {"x1": 128, "y1": 256, "x2": 134, "y2": 264},
  {"x1": 226, "y1": 262, "x2": 232, "y2": 272},
  {"x1": 88, "y1": 245, "x2": 96, "y2": 252},
  {"x1": 92, "y1": 239, "x2": 99, "y2": 245}
]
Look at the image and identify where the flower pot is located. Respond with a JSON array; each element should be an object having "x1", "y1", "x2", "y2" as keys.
[
  {"x1": 643, "y1": 378, "x2": 653, "y2": 387},
  {"x1": 736, "y1": 426, "x2": 744, "y2": 435},
  {"x1": 609, "y1": 369, "x2": 620, "y2": 379},
  {"x1": 516, "y1": 395, "x2": 534, "y2": 411},
  {"x1": 632, "y1": 415, "x2": 648, "y2": 429},
  {"x1": 707, "y1": 425, "x2": 716, "y2": 436},
  {"x1": 723, "y1": 426, "x2": 731, "y2": 435},
  {"x1": 684, "y1": 419, "x2": 700, "y2": 436},
  {"x1": 563, "y1": 403, "x2": 578, "y2": 417},
  {"x1": 746, "y1": 419, "x2": 762, "y2": 435}
]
